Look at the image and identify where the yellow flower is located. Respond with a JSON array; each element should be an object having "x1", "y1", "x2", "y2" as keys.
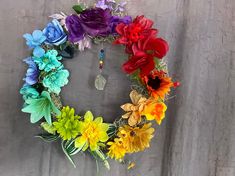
[
  {"x1": 142, "y1": 99, "x2": 167, "y2": 125},
  {"x1": 107, "y1": 138, "x2": 127, "y2": 161},
  {"x1": 75, "y1": 111, "x2": 109, "y2": 151},
  {"x1": 118, "y1": 123, "x2": 155, "y2": 153},
  {"x1": 121, "y1": 90, "x2": 147, "y2": 126}
]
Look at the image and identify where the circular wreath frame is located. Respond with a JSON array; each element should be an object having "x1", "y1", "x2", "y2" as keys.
[{"x1": 20, "y1": 0, "x2": 179, "y2": 170}]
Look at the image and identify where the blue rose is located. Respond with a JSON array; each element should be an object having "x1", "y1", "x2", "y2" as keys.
[{"x1": 43, "y1": 19, "x2": 67, "y2": 46}]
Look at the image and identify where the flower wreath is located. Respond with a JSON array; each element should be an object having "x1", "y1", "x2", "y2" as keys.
[{"x1": 20, "y1": 0, "x2": 179, "y2": 170}]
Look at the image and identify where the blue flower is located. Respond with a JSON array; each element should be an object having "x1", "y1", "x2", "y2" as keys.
[
  {"x1": 43, "y1": 19, "x2": 67, "y2": 46},
  {"x1": 43, "y1": 69, "x2": 69, "y2": 94},
  {"x1": 33, "y1": 50, "x2": 62, "y2": 72},
  {"x1": 20, "y1": 85, "x2": 39, "y2": 101},
  {"x1": 23, "y1": 57, "x2": 39, "y2": 85},
  {"x1": 23, "y1": 30, "x2": 46, "y2": 57}
]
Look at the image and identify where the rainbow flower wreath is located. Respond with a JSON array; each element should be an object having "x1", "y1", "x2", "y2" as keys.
[{"x1": 20, "y1": 0, "x2": 179, "y2": 170}]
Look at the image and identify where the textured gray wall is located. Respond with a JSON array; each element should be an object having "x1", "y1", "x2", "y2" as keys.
[{"x1": 0, "y1": 0, "x2": 234, "y2": 176}]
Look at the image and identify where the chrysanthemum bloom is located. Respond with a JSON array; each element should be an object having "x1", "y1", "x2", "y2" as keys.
[
  {"x1": 142, "y1": 99, "x2": 167, "y2": 125},
  {"x1": 117, "y1": 123, "x2": 154, "y2": 153},
  {"x1": 53, "y1": 106, "x2": 80, "y2": 140},
  {"x1": 107, "y1": 138, "x2": 127, "y2": 161},
  {"x1": 143, "y1": 70, "x2": 173, "y2": 99},
  {"x1": 121, "y1": 90, "x2": 147, "y2": 126},
  {"x1": 75, "y1": 111, "x2": 109, "y2": 151}
]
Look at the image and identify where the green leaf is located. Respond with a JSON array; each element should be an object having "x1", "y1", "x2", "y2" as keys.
[
  {"x1": 90, "y1": 150, "x2": 110, "y2": 170},
  {"x1": 72, "y1": 5, "x2": 84, "y2": 14},
  {"x1": 35, "y1": 133, "x2": 59, "y2": 142},
  {"x1": 61, "y1": 140, "x2": 76, "y2": 168},
  {"x1": 59, "y1": 45, "x2": 75, "y2": 59},
  {"x1": 107, "y1": 124, "x2": 117, "y2": 138}
]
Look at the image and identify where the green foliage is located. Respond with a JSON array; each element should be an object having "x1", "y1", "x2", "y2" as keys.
[
  {"x1": 61, "y1": 139, "x2": 84, "y2": 168},
  {"x1": 35, "y1": 133, "x2": 59, "y2": 142},
  {"x1": 72, "y1": 5, "x2": 84, "y2": 14},
  {"x1": 41, "y1": 122, "x2": 56, "y2": 134}
]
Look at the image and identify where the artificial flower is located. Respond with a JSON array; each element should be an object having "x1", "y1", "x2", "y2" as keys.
[
  {"x1": 43, "y1": 19, "x2": 67, "y2": 46},
  {"x1": 23, "y1": 30, "x2": 46, "y2": 48},
  {"x1": 20, "y1": 85, "x2": 39, "y2": 101},
  {"x1": 23, "y1": 57, "x2": 39, "y2": 85},
  {"x1": 121, "y1": 90, "x2": 147, "y2": 126},
  {"x1": 114, "y1": 15, "x2": 157, "y2": 47},
  {"x1": 49, "y1": 12, "x2": 67, "y2": 26},
  {"x1": 95, "y1": 0, "x2": 109, "y2": 10},
  {"x1": 109, "y1": 15, "x2": 132, "y2": 34},
  {"x1": 143, "y1": 70, "x2": 173, "y2": 99},
  {"x1": 33, "y1": 50, "x2": 62, "y2": 72},
  {"x1": 121, "y1": 29, "x2": 168, "y2": 76},
  {"x1": 53, "y1": 106, "x2": 80, "y2": 140},
  {"x1": 77, "y1": 35, "x2": 91, "y2": 51},
  {"x1": 122, "y1": 54, "x2": 155, "y2": 76},
  {"x1": 107, "y1": 138, "x2": 127, "y2": 161},
  {"x1": 65, "y1": 14, "x2": 85, "y2": 43},
  {"x1": 42, "y1": 69, "x2": 69, "y2": 94},
  {"x1": 79, "y1": 8, "x2": 112, "y2": 36},
  {"x1": 142, "y1": 99, "x2": 167, "y2": 125},
  {"x1": 118, "y1": 123, "x2": 154, "y2": 153},
  {"x1": 75, "y1": 111, "x2": 109, "y2": 151},
  {"x1": 23, "y1": 30, "x2": 46, "y2": 57},
  {"x1": 22, "y1": 91, "x2": 60, "y2": 125}
]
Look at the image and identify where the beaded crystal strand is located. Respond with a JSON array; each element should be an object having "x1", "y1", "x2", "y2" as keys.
[{"x1": 94, "y1": 48, "x2": 107, "y2": 90}]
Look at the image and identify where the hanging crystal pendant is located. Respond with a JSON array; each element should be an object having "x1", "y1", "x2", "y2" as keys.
[
  {"x1": 95, "y1": 74, "x2": 106, "y2": 90},
  {"x1": 95, "y1": 47, "x2": 107, "y2": 90}
]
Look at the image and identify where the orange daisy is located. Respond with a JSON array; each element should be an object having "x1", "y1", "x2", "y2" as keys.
[{"x1": 143, "y1": 70, "x2": 173, "y2": 99}]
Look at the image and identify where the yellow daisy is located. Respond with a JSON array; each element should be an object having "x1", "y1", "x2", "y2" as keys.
[
  {"x1": 107, "y1": 138, "x2": 127, "y2": 161},
  {"x1": 75, "y1": 111, "x2": 109, "y2": 151},
  {"x1": 118, "y1": 123, "x2": 155, "y2": 153}
]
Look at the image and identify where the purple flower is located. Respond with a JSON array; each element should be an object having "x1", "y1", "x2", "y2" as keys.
[
  {"x1": 79, "y1": 8, "x2": 112, "y2": 36},
  {"x1": 95, "y1": 0, "x2": 109, "y2": 10},
  {"x1": 23, "y1": 57, "x2": 39, "y2": 85},
  {"x1": 109, "y1": 15, "x2": 132, "y2": 34},
  {"x1": 65, "y1": 14, "x2": 85, "y2": 43}
]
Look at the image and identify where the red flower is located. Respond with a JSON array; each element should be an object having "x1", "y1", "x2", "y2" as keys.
[
  {"x1": 114, "y1": 15, "x2": 157, "y2": 47},
  {"x1": 122, "y1": 54, "x2": 155, "y2": 76},
  {"x1": 122, "y1": 36, "x2": 169, "y2": 76}
]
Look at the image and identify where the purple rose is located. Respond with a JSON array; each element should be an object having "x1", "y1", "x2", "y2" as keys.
[
  {"x1": 65, "y1": 14, "x2": 85, "y2": 43},
  {"x1": 79, "y1": 8, "x2": 112, "y2": 36},
  {"x1": 110, "y1": 15, "x2": 132, "y2": 34}
]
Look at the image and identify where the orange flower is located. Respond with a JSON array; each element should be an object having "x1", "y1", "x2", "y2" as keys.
[
  {"x1": 143, "y1": 70, "x2": 173, "y2": 99},
  {"x1": 142, "y1": 99, "x2": 167, "y2": 125}
]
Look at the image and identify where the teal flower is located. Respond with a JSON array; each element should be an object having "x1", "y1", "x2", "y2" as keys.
[
  {"x1": 33, "y1": 50, "x2": 62, "y2": 72},
  {"x1": 20, "y1": 85, "x2": 39, "y2": 101},
  {"x1": 43, "y1": 69, "x2": 69, "y2": 94},
  {"x1": 22, "y1": 91, "x2": 60, "y2": 125}
]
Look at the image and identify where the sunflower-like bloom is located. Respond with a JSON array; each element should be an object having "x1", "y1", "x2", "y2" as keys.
[
  {"x1": 118, "y1": 123, "x2": 154, "y2": 153},
  {"x1": 142, "y1": 99, "x2": 167, "y2": 125},
  {"x1": 121, "y1": 90, "x2": 147, "y2": 126},
  {"x1": 53, "y1": 106, "x2": 80, "y2": 140},
  {"x1": 143, "y1": 70, "x2": 173, "y2": 100},
  {"x1": 107, "y1": 138, "x2": 127, "y2": 161},
  {"x1": 75, "y1": 111, "x2": 109, "y2": 151}
]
